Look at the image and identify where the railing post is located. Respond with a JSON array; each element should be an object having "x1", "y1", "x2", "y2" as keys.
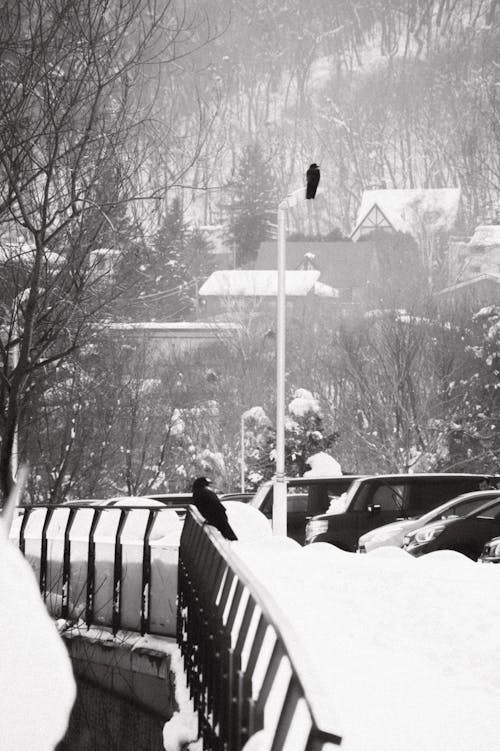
[{"x1": 112, "y1": 509, "x2": 128, "y2": 635}]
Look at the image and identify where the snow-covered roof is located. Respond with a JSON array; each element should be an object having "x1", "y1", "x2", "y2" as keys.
[
  {"x1": 353, "y1": 188, "x2": 461, "y2": 240},
  {"x1": 313, "y1": 280, "x2": 339, "y2": 298},
  {"x1": 199, "y1": 270, "x2": 321, "y2": 297},
  {"x1": 0, "y1": 242, "x2": 64, "y2": 267},
  {"x1": 468, "y1": 225, "x2": 500, "y2": 247},
  {"x1": 90, "y1": 247, "x2": 121, "y2": 257},
  {"x1": 103, "y1": 321, "x2": 242, "y2": 331},
  {"x1": 437, "y1": 273, "x2": 500, "y2": 296}
]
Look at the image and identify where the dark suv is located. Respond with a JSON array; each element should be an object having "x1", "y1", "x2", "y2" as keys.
[
  {"x1": 304, "y1": 473, "x2": 500, "y2": 552},
  {"x1": 249, "y1": 475, "x2": 363, "y2": 544}
]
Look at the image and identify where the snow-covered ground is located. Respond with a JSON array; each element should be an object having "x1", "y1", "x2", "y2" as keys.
[
  {"x1": 0, "y1": 514, "x2": 76, "y2": 750},
  {"x1": 218, "y1": 504, "x2": 500, "y2": 750},
  {"x1": 4, "y1": 498, "x2": 500, "y2": 751}
]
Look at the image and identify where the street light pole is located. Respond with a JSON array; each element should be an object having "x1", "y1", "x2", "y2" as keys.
[
  {"x1": 273, "y1": 184, "x2": 322, "y2": 535},
  {"x1": 273, "y1": 202, "x2": 288, "y2": 535},
  {"x1": 240, "y1": 413, "x2": 246, "y2": 493}
]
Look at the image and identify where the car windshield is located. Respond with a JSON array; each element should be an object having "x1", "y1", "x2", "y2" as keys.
[{"x1": 250, "y1": 483, "x2": 272, "y2": 512}]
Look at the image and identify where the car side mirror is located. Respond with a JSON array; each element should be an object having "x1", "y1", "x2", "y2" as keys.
[{"x1": 367, "y1": 504, "x2": 381, "y2": 514}]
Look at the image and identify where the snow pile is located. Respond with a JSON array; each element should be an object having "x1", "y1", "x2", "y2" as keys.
[
  {"x1": 224, "y1": 501, "x2": 273, "y2": 541},
  {"x1": 0, "y1": 519, "x2": 75, "y2": 750},
  {"x1": 230, "y1": 529, "x2": 500, "y2": 751},
  {"x1": 288, "y1": 388, "x2": 320, "y2": 417},
  {"x1": 303, "y1": 451, "x2": 342, "y2": 477}
]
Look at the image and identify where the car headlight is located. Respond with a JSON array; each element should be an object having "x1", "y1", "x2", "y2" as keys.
[
  {"x1": 485, "y1": 540, "x2": 500, "y2": 558},
  {"x1": 413, "y1": 524, "x2": 446, "y2": 545},
  {"x1": 305, "y1": 519, "x2": 329, "y2": 543}
]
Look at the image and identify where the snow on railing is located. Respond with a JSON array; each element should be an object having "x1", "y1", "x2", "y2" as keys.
[
  {"x1": 178, "y1": 509, "x2": 342, "y2": 751},
  {"x1": 11, "y1": 502, "x2": 182, "y2": 636}
]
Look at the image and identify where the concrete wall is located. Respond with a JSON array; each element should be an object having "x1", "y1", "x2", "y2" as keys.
[
  {"x1": 56, "y1": 629, "x2": 178, "y2": 751},
  {"x1": 56, "y1": 675, "x2": 167, "y2": 751}
]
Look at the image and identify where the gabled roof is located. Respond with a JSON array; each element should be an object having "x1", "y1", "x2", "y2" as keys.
[
  {"x1": 199, "y1": 269, "x2": 321, "y2": 297},
  {"x1": 352, "y1": 188, "x2": 461, "y2": 241},
  {"x1": 350, "y1": 203, "x2": 394, "y2": 240}
]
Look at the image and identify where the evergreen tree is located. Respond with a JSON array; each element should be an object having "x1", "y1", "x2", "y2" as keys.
[
  {"x1": 226, "y1": 142, "x2": 276, "y2": 267},
  {"x1": 116, "y1": 197, "x2": 213, "y2": 321}
]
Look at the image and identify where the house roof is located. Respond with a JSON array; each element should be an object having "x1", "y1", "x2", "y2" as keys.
[
  {"x1": 104, "y1": 321, "x2": 242, "y2": 332},
  {"x1": 352, "y1": 188, "x2": 461, "y2": 240},
  {"x1": 198, "y1": 269, "x2": 322, "y2": 297},
  {"x1": 436, "y1": 273, "x2": 500, "y2": 296},
  {"x1": 468, "y1": 225, "x2": 500, "y2": 247},
  {"x1": 255, "y1": 240, "x2": 375, "y2": 289},
  {"x1": 0, "y1": 242, "x2": 64, "y2": 267}
]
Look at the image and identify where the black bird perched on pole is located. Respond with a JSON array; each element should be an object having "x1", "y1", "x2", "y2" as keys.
[
  {"x1": 191, "y1": 477, "x2": 238, "y2": 540},
  {"x1": 306, "y1": 163, "x2": 320, "y2": 199}
]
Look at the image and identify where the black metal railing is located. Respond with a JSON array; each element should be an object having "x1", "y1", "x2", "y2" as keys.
[
  {"x1": 13, "y1": 502, "x2": 184, "y2": 636},
  {"x1": 178, "y1": 509, "x2": 343, "y2": 751}
]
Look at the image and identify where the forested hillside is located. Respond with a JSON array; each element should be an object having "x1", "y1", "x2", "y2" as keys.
[{"x1": 177, "y1": 0, "x2": 500, "y2": 233}]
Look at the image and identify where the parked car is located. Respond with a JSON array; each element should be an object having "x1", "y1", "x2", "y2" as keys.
[
  {"x1": 357, "y1": 489, "x2": 500, "y2": 553},
  {"x1": 249, "y1": 475, "x2": 363, "y2": 544},
  {"x1": 403, "y1": 493, "x2": 500, "y2": 559},
  {"x1": 304, "y1": 473, "x2": 500, "y2": 552},
  {"x1": 219, "y1": 492, "x2": 255, "y2": 503},
  {"x1": 479, "y1": 535, "x2": 500, "y2": 563}
]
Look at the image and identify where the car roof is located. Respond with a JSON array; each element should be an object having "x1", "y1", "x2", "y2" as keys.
[
  {"x1": 258, "y1": 475, "x2": 363, "y2": 488},
  {"x1": 356, "y1": 473, "x2": 500, "y2": 481}
]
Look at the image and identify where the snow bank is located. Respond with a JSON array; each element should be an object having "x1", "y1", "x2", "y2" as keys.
[
  {"x1": 303, "y1": 451, "x2": 342, "y2": 477},
  {"x1": 223, "y1": 501, "x2": 273, "y2": 541},
  {"x1": 229, "y1": 536, "x2": 500, "y2": 750},
  {"x1": 0, "y1": 520, "x2": 75, "y2": 750}
]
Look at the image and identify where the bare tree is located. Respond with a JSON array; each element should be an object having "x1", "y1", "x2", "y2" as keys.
[{"x1": 0, "y1": 0, "x2": 216, "y2": 498}]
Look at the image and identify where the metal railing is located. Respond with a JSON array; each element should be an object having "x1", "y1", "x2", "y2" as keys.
[
  {"x1": 178, "y1": 509, "x2": 343, "y2": 751},
  {"x1": 13, "y1": 502, "x2": 183, "y2": 636}
]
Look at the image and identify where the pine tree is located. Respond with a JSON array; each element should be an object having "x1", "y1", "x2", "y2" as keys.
[
  {"x1": 115, "y1": 197, "x2": 213, "y2": 321},
  {"x1": 226, "y1": 142, "x2": 276, "y2": 267}
]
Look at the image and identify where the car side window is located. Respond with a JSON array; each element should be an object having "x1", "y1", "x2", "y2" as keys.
[
  {"x1": 370, "y1": 484, "x2": 405, "y2": 511},
  {"x1": 287, "y1": 493, "x2": 308, "y2": 514},
  {"x1": 478, "y1": 501, "x2": 500, "y2": 520},
  {"x1": 448, "y1": 497, "x2": 495, "y2": 517}
]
